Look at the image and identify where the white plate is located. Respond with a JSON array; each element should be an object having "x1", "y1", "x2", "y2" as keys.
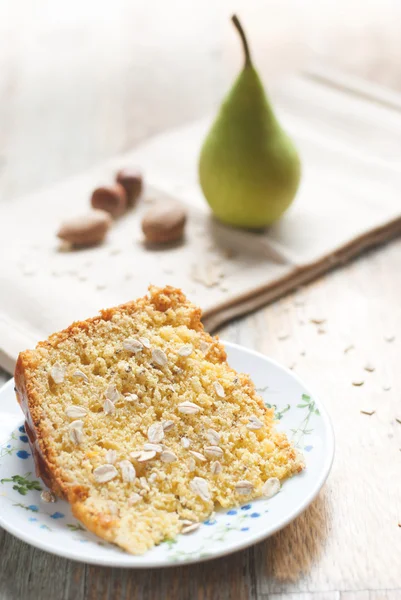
[{"x1": 0, "y1": 341, "x2": 334, "y2": 567}]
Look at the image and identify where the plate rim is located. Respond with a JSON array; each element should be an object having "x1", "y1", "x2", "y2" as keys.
[{"x1": 0, "y1": 340, "x2": 335, "y2": 568}]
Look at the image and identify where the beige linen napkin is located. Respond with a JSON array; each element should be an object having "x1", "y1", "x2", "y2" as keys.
[{"x1": 1, "y1": 68, "x2": 401, "y2": 373}]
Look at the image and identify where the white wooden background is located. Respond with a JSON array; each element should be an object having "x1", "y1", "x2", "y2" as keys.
[{"x1": 1, "y1": 2, "x2": 401, "y2": 599}]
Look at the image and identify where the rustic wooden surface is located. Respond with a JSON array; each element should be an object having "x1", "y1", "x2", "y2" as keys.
[{"x1": 1, "y1": 2, "x2": 401, "y2": 599}]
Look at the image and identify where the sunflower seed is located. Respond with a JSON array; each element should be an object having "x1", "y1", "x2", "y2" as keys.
[
  {"x1": 160, "y1": 450, "x2": 178, "y2": 463},
  {"x1": 211, "y1": 461, "x2": 222, "y2": 474},
  {"x1": 206, "y1": 428, "x2": 220, "y2": 445},
  {"x1": 119, "y1": 460, "x2": 136, "y2": 482},
  {"x1": 204, "y1": 446, "x2": 223, "y2": 459},
  {"x1": 181, "y1": 522, "x2": 200, "y2": 534},
  {"x1": 148, "y1": 422, "x2": 164, "y2": 443},
  {"x1": 178, "y1": 401, "x2": 202, "y2": 415},
  {"x1": 247, "y1": 415, "x2": 264, "y2": 430},
  {"x1": 137, "y1": 450, "x2": 156, "y2": 462},
  {"x1": 128, "y1": 493, "x2": 141, "y2": 505},
  {"x1": 138, "y1": 336, "x2": 151, "y2": 349},
  {"x1": 73, "y1": 370, "x2": 88, "y2": 382},
  {"x1": 140, "y1": 476, "x2": 150, "y2": 491},
  {"x1": 213, "y1": 381, "x2": 225, "y2": 398},
  {"x1": 123, "y1": 338, "x2": 143, "y2": 353},
  {"x1": 235, "y1": 480, "x2": 254, "y2": 495},
  {"x1": 124, "y1": 393, "x2": 138, "y2": 402},
  {"x1": 40, "y1": 490, "x2": 56, "y2": 503},
  {"x1": 190, "y1": 477, "x2": 210, "y2": 502},
  {"x1": 143, "y1": 443, "x2": 163, "y2": 453},
  {"x1": 162, "y1": 420, "x2": 175, "y2": 432},
  {"x1": 105, "y1": 384, "x2": 119, "y2": 402},
  {"x1": 262, "y1": 477, "x2": 280, "y2": 498},
  {"x1": 93, "y1": 464, "x2": 118, "y2": 483},
  {"x1": 188, "y1": 457, "x2": 196, "y2": 471},
  {"x1": 105, "y1": 449, "x2": 117, "y2": 464},
  {"x1": 181, "y1": 437, "x2": 191, "y2": 449},
  {"x1": 103, "y1": 398, "x2": 116, "y2": 414},
  {"x1": 65, "y1": 405, "x2": 88, "y2": 419},
  {"x1": 152, "y1": 348, "x2": 168, "y2": 367},
  {"x1": 69, "y1": 420, "x2": 83, "y2": 444},
  {"x1": 178, "y1": 344, "x2": 193, "y2": 357},
  {"x1": 189, "y1": 450, "x2": 207, "y2": 462},
  {"x1": 51, "y1": 363, "x2": 65, "y2": 384}
]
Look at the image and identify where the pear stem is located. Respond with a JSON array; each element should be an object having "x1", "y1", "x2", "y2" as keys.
[{"x1": 231, "y1": 14, "x2": 252, "y2": 67}]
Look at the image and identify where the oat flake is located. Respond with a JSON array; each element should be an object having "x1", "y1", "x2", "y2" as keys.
[
  {"x1": 262, "y1": 477, "x2": 280, "y2": 498},
  {"x1": 247, "y1": 415, "x2": 264, "y2": 430},
  {"x1": 162, "y1": 420, "x2": 175, "y2": 432},
  {"x1": 128, "y1": 493, "x2": 141, "y2": 505},
  {"x1": 123, "y1": 338, "x2": 143, "y2": 353},
  {"x1": 152, "y1": 348, "x2": 168, "y2": 367},
  {"x1": 178, "y1": 344, "x2": 193, "y2": 357},
  {"x1": 204, "y1": 446, "x2": 223, "y2": 458},
  {"x1": 148, "y1": 422, "x2": 164, "y2": 443},
  {"x1": 65, "y1": 405, "x2": 87, "y2": 419},
  {"x1": 160, "y1": 450, "x2": 178, "y2": 463},
  {"x1": 105, "y1": 449, "x2": 117, "y2": 464},
  {"x1": 235, "y1": 480, "x2": 254, "y2": 495},
  {"x1": 178, "y1": 401, "x2": 202, "y2": 415},
  {"x1": 190, "y1": 477, "x2": 210, "y2": 502},
  {"x1": 69, "y1": 420, "x2": 83, "y2": 445},
  {"x1": 206, "y1": 428, "x2": 220, "y2": 445},
  {"x1": 51, "y1": 363, "x2": 65, "y2": 384},
  {"x1": 189, "y1": 450, "x2": 207, "y2": 463},
  {"x1": 119, "y1": 460, "x2": 136, "y2": 482},
  {"x1": 41, "y1": 490, "x2": 56, "y2": 503},
  {"x1": 93, "y1": 464, "x2": 118, "y2": 483},
  {"x1": 73, "y1": 370, "x2": 88, "y2": 382},
  {"x1": 213, "y1": 381, "x2": 225, "y2": 398},
  {"x1": 181, "y1": 437, "x2": 191, "y2": 449},
  {"x1": 103, "y1": 398, "x2": 116, "y2": 414}
]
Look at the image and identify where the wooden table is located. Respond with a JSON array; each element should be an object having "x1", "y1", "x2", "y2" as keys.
[{"x1": 1, "y1": 2, "x2": 401, "y2": 598}]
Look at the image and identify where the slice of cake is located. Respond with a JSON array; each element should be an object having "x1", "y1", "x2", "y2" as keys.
[{"x1": 14, "y1": 286, "x2": 303, "y2": 554}]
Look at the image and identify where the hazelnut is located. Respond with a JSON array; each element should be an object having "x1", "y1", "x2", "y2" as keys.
[
  {"x1": 141, "y1": 202, "x2": 187, "y2": 244},
  {"x1": 57, "y1": 210, "x2": 112, "y2": 247},
  {"x1": 116, "y1": 168, "x2": 143, "y2": 207},
  {"x1": 91, "y1": 184, "x2": 127, "y2": 218}
]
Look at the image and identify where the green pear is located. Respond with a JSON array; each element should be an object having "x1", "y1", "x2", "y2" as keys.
[{"x1": 199, "y1": 15, "x2": 301, "y2": 229}]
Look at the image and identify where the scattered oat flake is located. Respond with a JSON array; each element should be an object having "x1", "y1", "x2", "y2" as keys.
[
  {"x1": 181, "y1": 437, "x2": 191, "y2": 449},
  {"x1": 189, "y1": 450, "x2": 207, "y2": 462},
  {"x1": 65, "y1": 405, "x2": 87, "y2": 419},
  {"x1": 200, "y1": 341, "x2": 210, "y2": 355},
  {"x1": 125, "y1": 393, "x2": 138, "y2": 402},
  {"x1": 364, "y1": 363, "x2": 375, "y2": 373},
  {"x1": 123, "y1": 338, "x2": 143, "y2": 353},
  {"x1": 119, "y1": 460, "x2": 136, "y2": 482},
  {"x1": 93, "y1": 464, "x2": 118, "y2": 483},
  {"x1": 103, "y1": 398, "x2": 116, "y2": 415},
  {"x1": 360, "y1": 410, "x2": 375, "y2": 416},
  {"x1": 160, "y1": 450, "x2": 178, "y2": 463},
  {"x1": 206, "y1": 429, "x2": 220, "y2": 445},
  {"x1": 344, "y1": 344, "x2": 355, "y2": 354},
  {"x1": 317, "y1": 328, "x2": 326, "y2": 335},
  {"x1": 384, "y1": 334, "x2": 395, "y2": 342},
  {"x1": 105, "y1": 449, "x2": 117, "y2": 464},
  {"x1": 181, "y1": 522, "x2": 200, "y2": 534},
  {"x1": 352, "y1": 381, "x2": 364, "y2": 387},
  {"x1": 178, "y1": 401, "x2": 202, "y2": 415},
  {"x1": 211, "y1": 461, "x2": 222, "y2": 474},
  {"x1": 213, "y1": 381, "x2": 225, "y2": 398},
  {"x1": 262, "y1": 477, "x2": 280, "y2": 499},
  {"x1": 188, "y1": 457, "x2": 196, "y2": 471},
  {"x1": 140, "y1": 477, "x2": 150, "y2": 491},
  {"x1": 138, "y1": 336, "x2": 151, "y2": 349},
  {"x1": 178, "y1": 344, "x2": 193, "y2": 357},
  {"x1": 51, "y1": 363, "x2": 65, "y2": 384},
  {"x1": 162, "y1": 420, "x2": 175, "y2": 432},
  {"x1": 204, "y1": 446, "x2": 223, "y2": 458},
  {"x1": 73, "y1": 370, "x2": 88, "y2": 382},
  {"x1": 190, "y1": 477, "x2": 210, "y2": 501},
  {"x1": 69, "y1": 420, "x2": 83, "y2": 445},
  {"x1": 247, "y1": 415, "x2": 263, "y2": 430},
  {"x1": 105, "y1": 383, "x2": 119, "y2": 402},
  {"x1": 143, "y1": 443, "x2": 163, "y2": 453},
  {"x1": 137, "y1": 450, "x2": 157, "y2": 462},
  {"x1": 235, "y1": 481, "x2": 254, "y2": 495},
  {"x1": 152, "y1": 348, "x2": 168, "y2": 367},
  {"x1": 383, "y1": 384, "x2": 392, "y2": 391},
  {"x1": 395, "y1": 418, "x2": 401, "y2": 425},
  {"x1": 41, "y1": 490, "x2": 56, "y2": 503},
  {"x1": 147, "y1": 422, "x2": 164, "y2": 443}
]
